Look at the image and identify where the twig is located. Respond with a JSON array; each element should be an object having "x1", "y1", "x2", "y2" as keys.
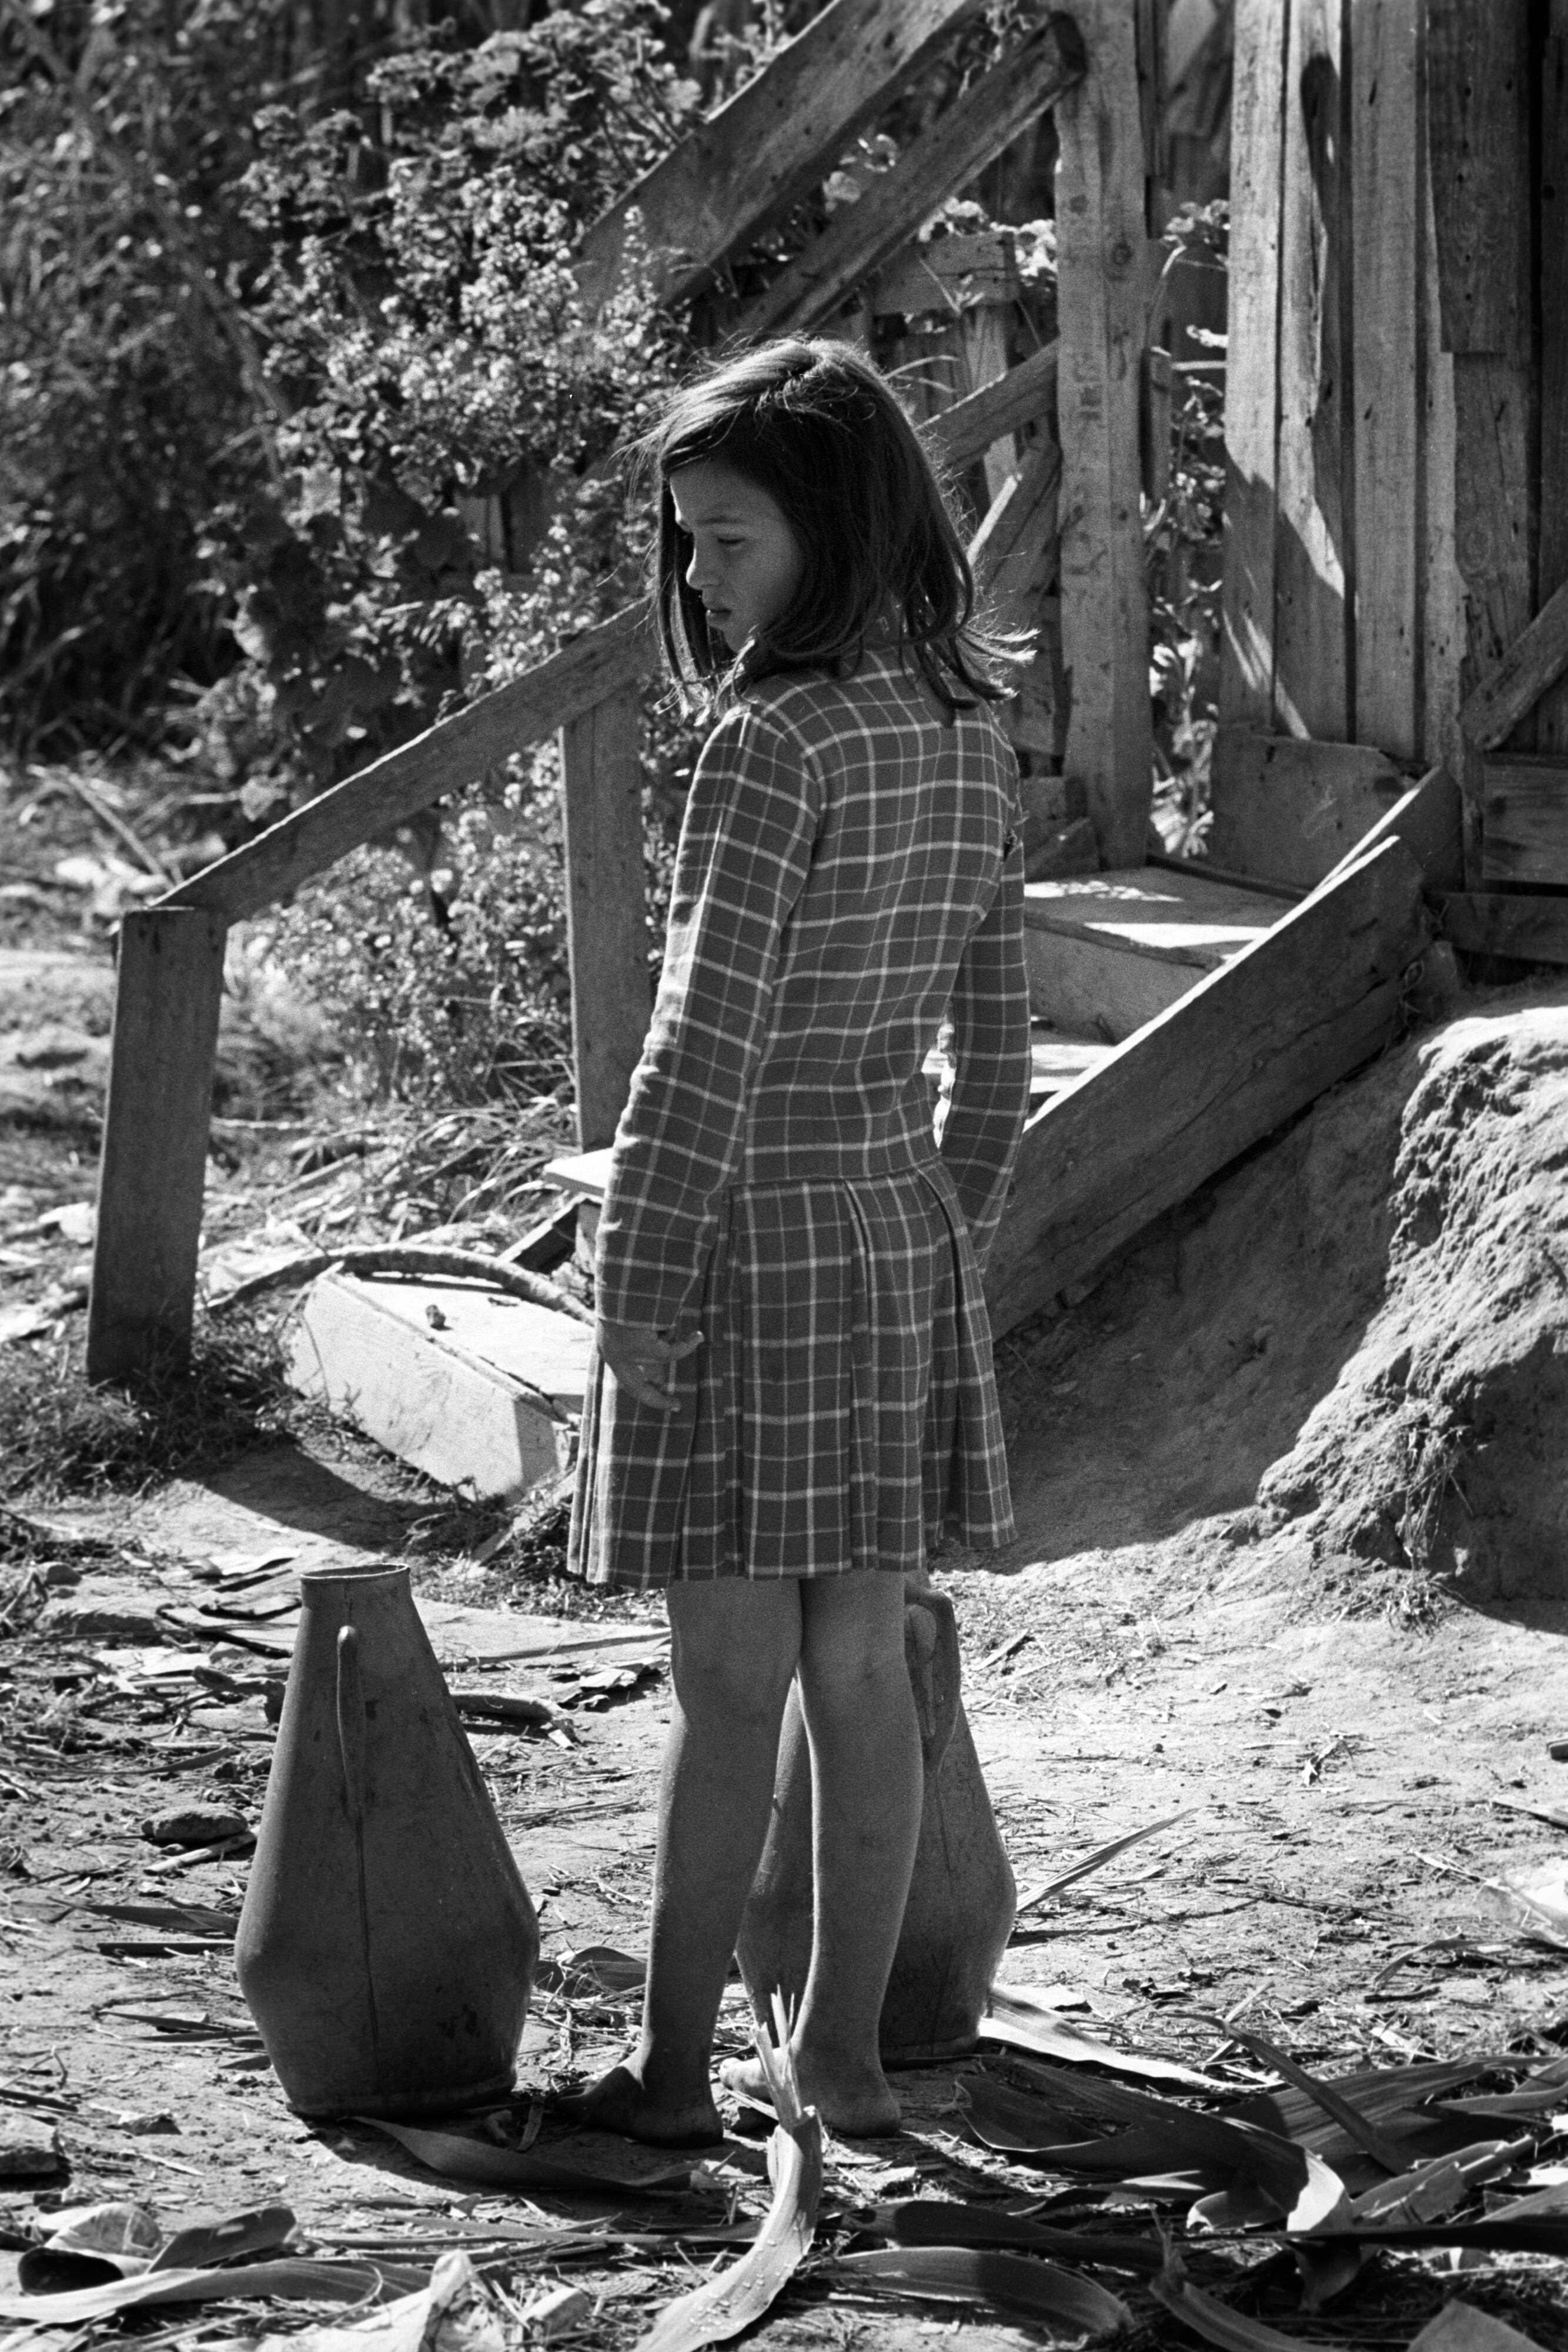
[{"x1": 209, "y1": 1244, "x2": 594, "y2": 1326}]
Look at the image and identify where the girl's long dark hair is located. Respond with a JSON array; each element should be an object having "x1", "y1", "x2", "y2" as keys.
[{"x1": 642, "y1": 338, "x2": 1025, "y2": 714}]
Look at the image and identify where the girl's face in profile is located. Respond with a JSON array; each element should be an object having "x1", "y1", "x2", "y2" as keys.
[{"x1": 669, "y1": 460, "x2": 804, "y2": 653}]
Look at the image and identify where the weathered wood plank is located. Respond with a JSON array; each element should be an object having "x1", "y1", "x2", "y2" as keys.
[
  {"x1": 1426, "y1": 0, "x2": 1531, "y2": 357},
  {"x1": 985, "y1": 838, "x2": 1427, "y2": 1337},
  {"x1": 577, "y1": 0, "x2": 984, "y2": 313},
  {"x1": 1420, "y1": 158, "x2": 1466, "y2": 779},
  {"x1": 164, "y1": 604, "x2": 656, "y2": 926},
  {"x1": 560, "y1": 684, "x2": 651, "y2": 1151},
  {"x1": 925, "y1": 340, "x2": 1059, "y2": 476},
  {"x1": 1272, "y1": 0, "x2": 1350, "y2": 741},
  {"x1": 1019, "y1": 865, "x2": 1294, "y2": 1043},
  {"x1": 867, "y1": 232, "x2": 1020, "y2": 318},
  {"x1": 1437, "y1": 893, "x2": 1568, "y2": 967},
  {"x1": 1054, "y1": 0, "x2": 1154, "y2": 868},
  {"x1": 1209, "y1": 730, "x2": 1409, "y2": 888},
  {"x1": 287, "y1": 1274, "x2": 579, "y2": 1502},
  {"x1": 86, "y1": 910, "x2": 227, "y2": 1382},
  {"x1": 1481, "y1": 758, "x2": 1568, "y2": 886},
  {"x1": 959, "y1": 300, "x2": 1017, "y2": 508},
  {"x1": 1350, "y1": 0, "x2": 1420, "y2": 759},
  {"x1": 737, "y1": 19, "x2": 1084, "y2": 342},
  {"x1": 1218, "y1": 0, "x2": 1288, "y2": 729},
  {"x1": 1458, "y1": 578, "x2": 1568, "y2": 752},
  {"x1": 970, "y1": 442, "x2": 1061, "y2": 628},
  {"x1": 1452, "y1": 353, "x2": 1534, "y2": 723},
  {"x1": 1536, "y1": 22, "x2": 1568, "y2": 752},
  {"x1": 1320, "y1": 761, "x2": 1465, "y2": 895}
]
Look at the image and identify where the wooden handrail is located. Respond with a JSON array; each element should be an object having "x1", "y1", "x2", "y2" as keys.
[
  {"x1": 576, "y1": 0, "x2": 985, "y2": 313},
  {"x1": 737, "y1": 18, "x2": 1084, "y2": 342},
  {"x1": 157, "y1": 345, "x2": 1060, "y2": 927}
]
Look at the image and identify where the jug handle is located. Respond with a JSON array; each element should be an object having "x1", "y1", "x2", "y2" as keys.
[{"x1": 336, "y1": 1624, "x2": 367, "y2": 1823}]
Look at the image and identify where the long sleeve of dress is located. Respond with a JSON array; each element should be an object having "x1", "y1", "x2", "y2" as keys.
[
  {"x1": 940, "y1": 827, "x2": 1032, "y2": 1271},
  {"x1": 594, "y1": 704, "x2": 821, "y2": 1334}
]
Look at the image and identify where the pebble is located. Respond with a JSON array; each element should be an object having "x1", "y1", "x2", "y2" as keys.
[{"x1": 140, "y1": 1805, "x2": 249, "y2": 1848}]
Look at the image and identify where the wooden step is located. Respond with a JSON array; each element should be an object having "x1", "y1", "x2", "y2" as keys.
[{"x1": 1022, "y1": 866, "x2": 1300, "y2": 1041}]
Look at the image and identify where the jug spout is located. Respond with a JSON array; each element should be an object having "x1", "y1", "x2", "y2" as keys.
[{"x1": 236, "y1": 1564, "x2": 539, "y2": 2117}]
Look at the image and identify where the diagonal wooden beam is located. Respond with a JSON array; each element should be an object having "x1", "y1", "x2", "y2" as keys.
[
  {"x1": 1459, "y1": 575, "x2": 1568, "y2": 751},
  {"x1": 734, "y1": 16, "x2": 1084, "y2": 342},
  {"x1": 576, "y1": 0, "x2": 984, "y2": 313},
  {"x1": 985, "y1": 838, "x2": 1427, "y2": 1337}
]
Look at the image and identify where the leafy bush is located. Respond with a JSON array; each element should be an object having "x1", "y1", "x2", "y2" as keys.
[{"x1": 0, "y1": 0, "x2": 278, "y2": 751}]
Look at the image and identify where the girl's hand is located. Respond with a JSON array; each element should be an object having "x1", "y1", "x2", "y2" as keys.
[{"x1": 596, "y1": 1319, "x2": 703, "y2": 1412}]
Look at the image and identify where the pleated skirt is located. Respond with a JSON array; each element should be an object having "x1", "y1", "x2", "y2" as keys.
[{"x1": 567, "y1": 1160, "x2": 1013, "y2": 1589}]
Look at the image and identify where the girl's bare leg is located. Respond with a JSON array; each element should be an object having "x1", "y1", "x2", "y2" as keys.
[
  {"x1": 556, "y1": 1577, "x2": 800, "y2": 2146},
  {"x1": 723, "y1": 1569, "x2": 922, "y2": 2134}
]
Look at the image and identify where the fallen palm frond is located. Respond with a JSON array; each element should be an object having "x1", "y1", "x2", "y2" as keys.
[
  {"x1": 862, "y1": 2199, "x2": 1161, "y2": 2275},
  {"x1": 959, "y1": 2068, "x2": 1316, "y2": 2223},
  {"x1": 357, "y1": 2113, "x2": 694, "y2": 2193},
  {"x1": 1014, "y1": 1809, "x2": 1197, "y2": 1916},
  {"x1": 1185, "y1": 2020, "x2": 1412, "y2": 2172},
  {"x1": 1152, "y1": 2246, "x2": 1351, "y2": 2352},
  {"x1": 0, "y1": 2256, "x2": 431, "y2": 2326},
  {"x1": 982, "y1": 1983, "x2": 1233, "y2": 2092},
  {"x1": 634, "y1": 1998, "x2": 821, "y2": 2352},
  {"x1": 833, "y1": 2247, "x2": 1130, "y2": 2340}
]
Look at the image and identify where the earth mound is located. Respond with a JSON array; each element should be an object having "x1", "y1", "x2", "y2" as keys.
[{"x1": 998, "y1": 982, "x2": 1568, "y2": 1605}]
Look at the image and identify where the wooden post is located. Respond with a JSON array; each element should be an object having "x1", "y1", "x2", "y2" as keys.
[
  {"x1": 1054, "y1": 0, "x2": 1155, "y2": 869},
  {"x1": 1217, "y1": 0, "x2": 1289, "y2": 732},
  {"x1": 1350, "y1": 0, "x2": 1421, "y2": 760},
  {"x1": 1273, "y1": 0, "x2": 1352, "y2": 741},
  {"x1": 86, "y1": 908, "x2": 227, "y2": 1383},
  {"x1": 559, "y1": 685, "x2": 651, "y2": 1152},
  {"x1": 1536, "y1": 7, "x2": 1568, "y2": 752}
]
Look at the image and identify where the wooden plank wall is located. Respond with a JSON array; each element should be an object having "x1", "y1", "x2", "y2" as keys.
[{"x1": 1216, "y1": 0, "x2": 1561, "y2": 902}]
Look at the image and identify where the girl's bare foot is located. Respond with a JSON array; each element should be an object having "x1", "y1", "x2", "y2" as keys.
[
  {"x1": 552, "y1": 2057, "x2": 724, "y2": 2149},
  {"x1": 719, "y1": 2050, "x2": 901, "y2": 2138}
]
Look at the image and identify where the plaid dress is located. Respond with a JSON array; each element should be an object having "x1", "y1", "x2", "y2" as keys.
[{"x1": 568, "y1": 648, "x2": 1032, "y2": 1589}]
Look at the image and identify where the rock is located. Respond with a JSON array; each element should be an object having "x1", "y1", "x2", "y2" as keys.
[
  {"x1": 141, "y1": 1806, "x2": 250, "y2": 1849},
  {"x1": 0, "y1": 2111, "x2": 62, "y2": 2176}
]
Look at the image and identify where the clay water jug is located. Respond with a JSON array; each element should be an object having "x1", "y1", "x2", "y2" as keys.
[
  {"x1": 236, "y1": 1564, "x2": 538, "y2": 2117},
  {"x1": 737, "y1": 1581, "x2": 1015, "y2": 2064}
]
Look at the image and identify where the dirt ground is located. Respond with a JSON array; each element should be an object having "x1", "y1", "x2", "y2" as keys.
[{"x1": 4, "y1": 837, "x2": 1568, "y2": 2348}]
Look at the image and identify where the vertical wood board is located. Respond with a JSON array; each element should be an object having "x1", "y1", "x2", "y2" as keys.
[
  {"x1": 1451, "y1": 353, "x2": 1534, "y2": 720},
  {"x1": 86, "y1": 909, "x2": 227, "y2": 1382},
  {"x1": 1054, "y1": 0, "x2": 1155, "y2": 868},
  {"x1": 1272, "y1": 0, "x2": 1352, "y2": 741},
  {"x1": 1350, "y1": 0, "x2": 1420, "y2": 759},
  {"x1": 1426, "y1": 0, "x2": 1532, "y2": 356},
  {"x1": 1217, "y1": 0, "x2": 1289, "y2": 727},
  {"x1": 1537, "y1": 28, "x2": 1568, "y2": 750},
  {"x1": 559, "y1": 686, "x2": 652, "y2": 1152},
  {"x1": 1421, "y1": 125, "x2": 1466, "y2": 779}
]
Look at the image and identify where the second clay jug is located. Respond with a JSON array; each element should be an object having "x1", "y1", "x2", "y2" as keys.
[
  {"x1": 236, "y1": 1564, "x2": 538, "y2": 2117},
  {"x1": 737, "y1": 1580, "x2": 1015, "y2": 2063}
]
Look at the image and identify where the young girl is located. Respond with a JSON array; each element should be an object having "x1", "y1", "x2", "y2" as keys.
[{"x1": 564, "y1": 338, "x2": 1032, "y2": 2144}]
